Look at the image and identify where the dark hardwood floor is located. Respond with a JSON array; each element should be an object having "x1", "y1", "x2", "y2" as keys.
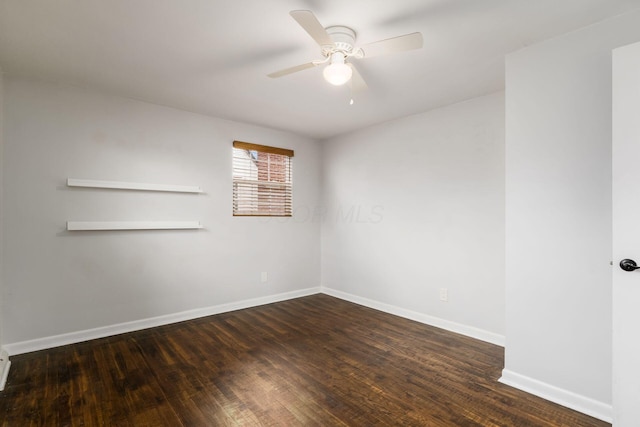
[{"x1": 0, "y1": 294, "x2": 609, "y2": 426}]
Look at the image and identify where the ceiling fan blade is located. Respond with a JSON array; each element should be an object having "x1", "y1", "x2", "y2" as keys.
[
  {"x1": 290, "y1": 10, "x2": 335, "y2": 47},
  {"x1": 267, "y1": 62, "x2": 317, "y2": 78},
  {"x1": 348, "y1": 63, "x2": 368, "y2": 94},
  {"x1": 359, "y1": 32, "x2": 423, "y2": 59}
]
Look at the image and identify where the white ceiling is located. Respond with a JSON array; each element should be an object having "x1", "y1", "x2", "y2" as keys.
[{"x1": 1, "y1": 0, "x2": 639, "y2": 140}]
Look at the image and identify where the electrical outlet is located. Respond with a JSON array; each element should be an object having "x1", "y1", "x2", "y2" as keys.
[
  {"x1": 260, "y1": 272, "x2": 268, "y2": 283},
  {"x1": 439, "y1": 288, "x2": 448, "y2": 302}
]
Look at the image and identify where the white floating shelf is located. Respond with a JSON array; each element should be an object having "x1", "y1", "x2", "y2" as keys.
[
  {"x1": 67, "y1": 221, "x2": 203, "y2": 231},
  {"x1": 67, "y1": 178, "x2": 203, "y2": 193}
]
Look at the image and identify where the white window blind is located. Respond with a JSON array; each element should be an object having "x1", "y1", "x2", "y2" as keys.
[{"x1": 233, "y1": 141, "x2": 294, "y2": 216}]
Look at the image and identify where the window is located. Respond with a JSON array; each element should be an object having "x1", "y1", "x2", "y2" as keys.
[{"x1": 232, "y1": 141, "x2": 294, "y2": 216}]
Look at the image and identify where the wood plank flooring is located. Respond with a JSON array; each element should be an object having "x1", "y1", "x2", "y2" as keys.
[{"x1": 0, "y1": 294, "x2": 609, "y2": 426}]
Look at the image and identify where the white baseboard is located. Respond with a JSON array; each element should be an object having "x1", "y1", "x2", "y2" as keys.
[
  {"x1": 4, "y1": 287, "x2": 321, "y2": 356},
  {"x1": 0, "y1": 349, "x2": 10, "y2": 391},
  {"x1": 499, "y1": 369, "x2": 612, "y2": 423},
  {"x1": 321, "y1": 287, "x2": 505, "y2": 347},
  {"x1": 4, "y1": 286, "x2": 505, "y2": 355}
]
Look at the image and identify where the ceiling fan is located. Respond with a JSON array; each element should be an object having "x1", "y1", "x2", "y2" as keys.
[{"x1": 268, "y1": 10, "x2": 423, "y2": 99}]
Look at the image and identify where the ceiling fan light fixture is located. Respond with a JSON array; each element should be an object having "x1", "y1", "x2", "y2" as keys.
[{"x1": 323, "y1": 52, "x2": 352, "y2": 86}]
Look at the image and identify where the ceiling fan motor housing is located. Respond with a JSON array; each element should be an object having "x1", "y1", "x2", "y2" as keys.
[{"x1": 322, "y1": 26, "x2": 356, "y2": 56}]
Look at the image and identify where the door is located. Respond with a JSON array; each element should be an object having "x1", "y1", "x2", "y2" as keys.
[{"x1": 612, "y1": 40, "x2": 640, "y2": 426}]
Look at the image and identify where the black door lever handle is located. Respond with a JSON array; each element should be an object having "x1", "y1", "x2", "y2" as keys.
[{"x1": 620, "y1": 259, "x2": 640, "y2": 272}]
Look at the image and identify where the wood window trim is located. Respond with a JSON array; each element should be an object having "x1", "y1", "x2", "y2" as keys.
[{"x1": 233, "y1": 140, "x2": 294, "y2": 158}]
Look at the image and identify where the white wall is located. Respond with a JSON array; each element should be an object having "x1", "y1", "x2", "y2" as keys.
[
  {"x1": 1, "y1": 77, "x2": 321, "y2": 350},
  {"x1": 503, "y1": 9, "x2": 640, "y2": 422},
  {"x1": 321, "y1": 92, "x2": 505, "y2": 343}
]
